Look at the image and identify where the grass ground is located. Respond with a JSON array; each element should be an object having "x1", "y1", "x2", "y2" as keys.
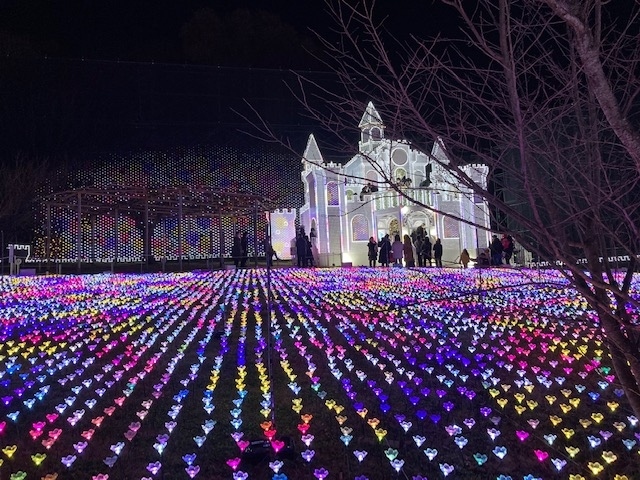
[{"x1": 0, "y1": 267, "x2": 637, "y2": 480}]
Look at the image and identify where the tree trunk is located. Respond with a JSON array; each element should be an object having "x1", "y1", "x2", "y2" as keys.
[{"x1": 598, "y1": 309, "x2": 640, "y2": 418}]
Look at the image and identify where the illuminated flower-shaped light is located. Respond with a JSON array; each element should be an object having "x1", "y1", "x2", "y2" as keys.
[
  {"x1": 439, "y1": 463, "x2": 454, "y2": 477},
  {"x1": 492, "y1": 446, "x2": 507, "y2": 459},
  {"x1": 271, "y1": 439, "x2": 285, "y2": 453},
  {"x1": 61, "y1": 455, "x2": 77, "y2": 467},
  {"x1": 353, "y1": 450, "x2": 368, "y2": 462},
  {"x1": 269, "y1": 460, "x2": 284, "y2": 473},
  {"x1": 473, "y1": 453, "x2": 488, "y2": 465},
  {"x1": 565, "y1": 446, "x2": 580, "y2": 458},
  {"x1": 390, "y1": 458, "x2": 405, "y2": 473},
  {"x1": 2, "y1": 445, "x2": 17, "y2": 458},
  {"x1": 301, "y1": 434, "x2": 314, "y2": 447},
  {"x1": 587, "y1": 435, "x2": 602, "y2": 448},
  {"x1": 31, "y1": 452, "x2": 47, "y2": 466},
  {"x1": 587, "y1": 462, "x2": 604, "y2": 475},
  {"x1": 184, "y1": 462, "x2": 200, "y2": 477},
  {"x1": 301, "y1": 449, "x2": 315, "y2": 462},
  {"x1": 313, "y1": 468, "x2": 329, "y2": 479},
  {"x1": 374, "y1": 428, "x2": 387, "y2": 442},
  {"x1": 423, "y1": 448, "x2": 438, "y2": 460},
  {"x1": 454, "y1": 436, "x2": 468, "y2": 449}
]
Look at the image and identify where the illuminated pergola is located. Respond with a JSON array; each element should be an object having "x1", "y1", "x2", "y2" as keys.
[{"x1": 40, "y1": 184, "x2": 281, "y2": 271}]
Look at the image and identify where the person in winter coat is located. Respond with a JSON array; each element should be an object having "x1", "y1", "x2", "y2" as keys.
[
  {"x1": 459, "y1": 248, "x2": 470, "y2": 268},
  {"x1": 433, "y1": 238, "x2": 443, "y2": 267},
  {"x1": 501, "y1": 234, "x2": 514, "y2": 265},
  {"x1": 367, "y1": 237, "x2": 378, "y2": 267},
  {"x1": 403, "y1": 234, "x2": 416, "y2": 267},
  {"x1": 391, "y1": 234, "x2": 404, "y2": 266},
  {"x1": 490, "y1": 235, "x2": 503, "y2": 266},
  {"x1": 414, "y1": 236, "x2": 424, "y2": 267},
  {"x1": 240, "y1": 231, "x2": 249, "y2": 268},
  {"x1": 296, "y1": 233, "x2": 307, "y2": 267},
  {"x1": 422, "y1": 236, "x2": 432, "y2": 266},
  {"x1": 231, "y1": 232, "x2": 243, "y2": 269},
  {"x1": 378, "y1": 235, "x2": 391, "y2": 267}
]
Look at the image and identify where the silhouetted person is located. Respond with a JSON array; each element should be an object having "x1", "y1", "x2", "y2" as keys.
[
  {"x1": 240, "y1": 231, "x2": 249, "y2": 268},
  {"x1": 231, "y1": 232, "x2": 242, "y2": 269},
  {"x1": 433, "y1": 238, "x2": 443, "y2": 267}
]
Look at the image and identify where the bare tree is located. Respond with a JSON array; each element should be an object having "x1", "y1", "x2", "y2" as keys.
[
  {"x1": 248, "y1": 0, "x2": 640, "y2": 415},
  {"x1": 0, "y1": 154, "x2": 51, "y2": 240}
]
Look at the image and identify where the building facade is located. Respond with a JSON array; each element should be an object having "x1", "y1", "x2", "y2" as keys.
[{"x1": 294, "y1": 102, "x2": 491, "y2": 267}]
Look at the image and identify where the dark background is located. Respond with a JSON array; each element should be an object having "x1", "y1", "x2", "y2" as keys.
[{"x1": 0, "y1": 1, "x2": 454, "y2": 248}]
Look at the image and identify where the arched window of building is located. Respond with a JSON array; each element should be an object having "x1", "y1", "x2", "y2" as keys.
[
  {"x1": 351, "y1": 215, "x2": 369, "y2": 241},
  {"x1": 371, "y1": 127, "x2": 382, "y2": 140},
  {"x1": 326, "y1": 182, "x2": 339, "y2": 206},
  {"x1": 394, "y1": 167, "x2": 407, "y2": 182}
]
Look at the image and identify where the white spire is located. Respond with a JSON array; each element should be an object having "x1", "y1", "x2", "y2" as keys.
[
  {"x1": 302, "y1": 134, "x2": 324, "y2": 170},
  {"x1": 358, "y1": 101, "x2": 384, "y2": 129}
]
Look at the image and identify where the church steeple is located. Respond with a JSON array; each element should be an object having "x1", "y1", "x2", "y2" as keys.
[
  {"x1": 358, "y1": 102, "x2": 385, "y2": 151},
  {"x1": 302, "y1": 134, "x2": 324, "y2": 171}
]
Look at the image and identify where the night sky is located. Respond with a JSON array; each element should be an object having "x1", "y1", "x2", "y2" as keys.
[
  {"x1": 0, "y1": 0, "x2": 445, "y2": 65},
  {"x1": 0, "y1": 1, "x2": 455, "y2": 164}
]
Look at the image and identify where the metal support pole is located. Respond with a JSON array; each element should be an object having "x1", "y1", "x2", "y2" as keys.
[
  {"x1": 45, "y1": 204, "x2": 51, "y2": 273},
  {"x1": 218, "y1": 214, "x2": 225, "y2": 269},
  {"x1": 178, "y1": 196, "x2": 183, "y2": 272},
  {"x1": 77, "y1": 192, "x2": 82, "y2": 274},
  {"x1": 90, "y1": 215, "x2": 96, "y2": 264},
  {"x1": 113, "y1": 209, "x2": 119, "y2": 273},
  {"x1": 145, "y1": 200, "x2": 150, "y2": 269},
  {"x1": 253, "y1": 201, "x2": 259, "y2": 268}
]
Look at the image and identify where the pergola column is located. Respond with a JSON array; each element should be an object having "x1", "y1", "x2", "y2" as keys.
[
  {"x1": 253, "y1": 201, "x2": 259, "y2": 268},
  {"x1": 178, "y1": 195, "x2": 183, "y2": 272},
  {"x1": 45, "y1": 203, "x2": 51, "y2": 272},
  {"x1": 218, "y1": 213, "x2": 225, "y2": 269},
  {"x1": 76, "y1": 192, "x2": 82, "y2": 273}
]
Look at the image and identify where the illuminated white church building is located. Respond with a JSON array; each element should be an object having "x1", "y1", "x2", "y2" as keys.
[{"x1": 269, "y1": 102, "x2": 491, "y2": 267}]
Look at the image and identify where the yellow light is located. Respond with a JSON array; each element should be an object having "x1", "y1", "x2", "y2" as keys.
[
  {"x1": 579, "y1": 419, "x2": 592, "y2": 429},
  {"x1": 566, "y1": 446, "x2": 581, "y2": 458},
  {"x1": 549, "y1": 415, "x2": 563, "y2": 426},
  {"x1": 560, "y1": 404, "x2": 572, "y2": 414},
  {"x1": 587, "y1": 462, "x2": 604, "y2": 474},
  {"x1": 367, "y1": 418, "x2": 381, "y2": 429},
  {"x1": 374, "y1": 428, "x2": 387, "y2": 442}
]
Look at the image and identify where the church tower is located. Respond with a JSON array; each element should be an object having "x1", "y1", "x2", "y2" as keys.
[{"x1": 358, "y1": 102, "x2": 385, "y2": 153}]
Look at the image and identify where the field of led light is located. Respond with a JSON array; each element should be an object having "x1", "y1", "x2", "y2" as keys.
[{"x1": 0, "y1": 268, "x2": 639, "y2": 480}]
